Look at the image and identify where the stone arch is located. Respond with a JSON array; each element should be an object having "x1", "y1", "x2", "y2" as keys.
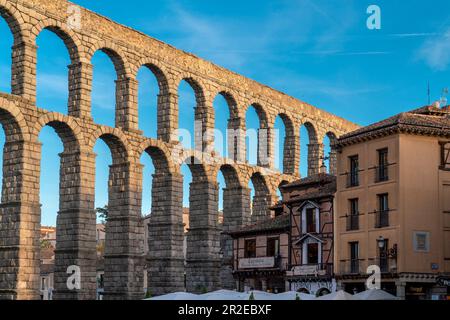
[
  {"x1": 137, "y1": 139, "x2": 174, "y2": 174},
  {"x1": 0, "y1": 101, "x2": 26, "y2": 203},
  {"x1": 245, "y1": 103, "x2": 270, "y2": 167},
  {"x1": 87, "y1": 42, "x2": 131, "y2": 78},
  {"x1": 133, "y1": 59, "x2": 170, "y2": 95},
  {"x1": 216, "y1": 163, "x2": 243, "y2": 190},
  {"x1": 88, "y1": 127, "x2": 131, "y2": 164},
  {"x1": 0, "y1": 97, "x2": 28, "y2": 140},
  {"x1": 274, "y1": 112, "x2": 296, "y2": 174},
  {"x1": 177, "y1": 75, "x2": 206, "y2": 104},
  {"x1": 245, "y1": 102, "x2": 269, "y2": 128},
  {"x1": 30, "y1": 18, "x2": 82, "y2": 63},
  {"x1": 214, "y1": 90, "x2": 239, "y2": 120},
  {"x1": 0, "y1": 2, "x2": 25, "y2": 45},
  {"x1": 300, "y1": 120, "x2": 320, "y2": 177},
  {"x1": 33, "y1": 113, "x2": 83, "y2": 150},
  {"x1": 134, "y1": 61, "x2": 171, "y2": 138},
  {"x1": 302, "y1": 121, "x2": 319, "y2": 144},
  {"x1": 177, "y1": 76, "x2": 209, "y2": 151},
  {"x1": 323, "y1": 131, "x2": 338, "y2": 175},
  {"x1": 248, "y1": 170, "x2": 272, "y2": 222}
]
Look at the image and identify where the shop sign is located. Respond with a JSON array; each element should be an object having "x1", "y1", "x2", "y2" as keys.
[{"x1": 239, "y1": 257, "x2": 275, "y2": 269}]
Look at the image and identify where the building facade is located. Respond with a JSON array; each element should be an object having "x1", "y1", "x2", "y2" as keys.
[
  {"x1": 281, "y1": 174, "x2": 337, "y2": 296},
  {"x1": 229, "y1": 215, "x2": 290, "y2": 293},
  {"x1": 334, "y1": 105, "x2": 450, "y2": 300}
]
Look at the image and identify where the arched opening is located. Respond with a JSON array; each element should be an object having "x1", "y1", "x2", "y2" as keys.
[
  {"x1": 36, "y1": 29, "x2": 72, "y2": 114},
  {"x1": 140, "y1": 144, "x2": 172, "y2": 295},
  {"x1": 178, "y1": 80, "x2": 198, "y2": 150},
  {"x1": 246, "y1": 105, "x2": 267, "y2": 166},
  {"x1": 213, "y1": 93, "x2": 231, "y2": 158},
  {"x1": 91, "y1": 49, "x2": 125, "y2": 127},
  {"x1": 248, "y1": 172, "x2": 271, "y2": 221},
  {"x1": 94, "y1": 133, "x2": 133, "y2": 299},
  {"x1": 274, "y1": 116, "x2": 286, "y2": 173},
  {"x1": 37, "y1": 120, "x2": 92, "y2": 300},
  {"x1": 300, "y1": 122, "x2": 318, "y2": 177},
  {"x1": 0, "y1": 15, "x2": 12, "y2": 93},
  {"x1": 182, "y1": 157, "x2": 220, "y2": 293},
  {"x1": 137, "y1": 65, "x2": 163, "y2": 138},
  {"x1": 324, "y1": 132, "x2": 338, "y2": 175}
]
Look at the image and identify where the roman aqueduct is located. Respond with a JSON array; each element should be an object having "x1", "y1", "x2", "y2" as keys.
[{"x1": 0, "y1": 0, "x2": 358, "y2": 300}]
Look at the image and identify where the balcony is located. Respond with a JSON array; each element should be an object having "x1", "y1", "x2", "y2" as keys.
[
  {"x1": 346, "y1": 214, "x2": 360, "y2": 231},
  {"x1": 368, "y1": 258, "x2": 397, "y2": 273},
  {"x1": 374, "y1": 165, "x2": 389, "y2": 183},
  {"x1": 287, "y1": 263, "x2": 333, "y2": 277},
  {"x1": 346, "y1": 173, "x2": 360, "y2": 188},
  {"x1": 375, "y1": 210, "x2": 390, "y2": 228},
  {"x1": 339, "y1": 259, "x2": 365, "y2": 275}
]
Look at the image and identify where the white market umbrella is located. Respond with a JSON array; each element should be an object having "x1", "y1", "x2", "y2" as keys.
[
  {"x1": 315, "y1": 290, "x2": 358, "y2": 301},
  {"x1": 269, "y1": 291, "x2": 315, "y2": 301},
  {"x1": 250, "y1": 290, "x2": 275, "y2": 300},
  {"x1": 200, "y1": 290, "x2": 249, "y2": 300},
  {"x1": 354, "y1": 289, "x2": 399, "y2": 301},
  {"x1": 148, "y1": 292, "x2": 200, "y2": 300}
]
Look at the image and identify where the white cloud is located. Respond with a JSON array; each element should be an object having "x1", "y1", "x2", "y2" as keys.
[{"x1": 417, "y1": 28, "x2": 450, "y2": 71}]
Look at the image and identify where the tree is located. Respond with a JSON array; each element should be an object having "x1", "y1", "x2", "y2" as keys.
[
  {"x1": 249, "y1": 292, "x2": 255, "y2": 300},
  {"x1": 96, "y1": 205, "x2": 109, "y2": 223}
]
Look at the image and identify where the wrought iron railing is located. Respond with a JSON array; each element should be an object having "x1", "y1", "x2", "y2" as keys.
[
  {"x1": 374, "y1": 165, "x2": 389, "y2": 183},
  {"x1": 346, "y1": 214, "x2": 360, "y2": 231},
  {"x1": 375, "y1": 210, "x2": 390, "y2": 228},
  {"x1": 339, "y1": 259, "x2": 365, "y2": 275}
]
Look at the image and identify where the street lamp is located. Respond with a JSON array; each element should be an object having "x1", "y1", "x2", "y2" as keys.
[
  {"x1": 377, "y1": 236, "x2": 386, "y2": 249},
  {"x1": 377, "y1": 236, "x2": 397, "y2": 259}
]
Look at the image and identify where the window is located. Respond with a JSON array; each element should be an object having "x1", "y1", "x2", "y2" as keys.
[
  {"x1": 244, "y1": 239, "x2": 256, "y2": 258},
  {"x1": 267, "y1": 237, "x2": 280, "y2": 257},
  {"x1": 306, "y1": 208, "x2": 317, "y2": 233},
  {"x1": 440, "y1": 141, "x2": 450, "y2": 170},
  {"x1": 348, "y1": 155, "x2": 359, "y2": 187},
  {"x1": 376, "y1": 194, "x2": 389, "y2": 228},
  {"x1": 307, "y1": 243, "x2": 319, "y2": 264},
  {"x1": 347, "y1": 199, "x2": 359, "y2": 231},
  {"x1": 377, "y1": 148, "x2": 389, "y2": 182},
  {"x1": 41, "y1": 277, "x2": 46, "y2": 290},
  {"x1": 350, "y1": 242, "x2": 359, "y2": 273},
  {"x1": 414, "y1": 232, "x2": 430, "y2": 252}
]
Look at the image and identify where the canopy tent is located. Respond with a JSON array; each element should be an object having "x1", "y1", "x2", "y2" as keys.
[
  {"x1": 250, "y1": 290, "x2": 275, "y2": 300},
  {"x1": 200, "y1": 290, "x2": 250, "y2": 300},
  {"x1": 354, "y1": 289, "x2": 400, "y2": 300},
  {"x1": 268, "y1": 291, "x2": 316, "y2": 301},
  {"x1": 147, "y1": 292, "x2": 200, "y2": 300},
  {"x1": 315, "y1": 290, "x2": 358, "y2": 301}
]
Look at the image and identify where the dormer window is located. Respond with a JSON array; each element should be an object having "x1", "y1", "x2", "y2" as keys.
[{"x1": 300, "y1": 201, "x2": 320, "y2": 234}]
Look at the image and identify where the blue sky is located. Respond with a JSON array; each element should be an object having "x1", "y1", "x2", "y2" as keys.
[{"x1": 0, "y1": 0, "x2": 449, "y2": 226}]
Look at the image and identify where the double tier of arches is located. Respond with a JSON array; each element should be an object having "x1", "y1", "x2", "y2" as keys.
[{"x1": 0, "y1": 1, "x2": 347, "y2": 300}]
